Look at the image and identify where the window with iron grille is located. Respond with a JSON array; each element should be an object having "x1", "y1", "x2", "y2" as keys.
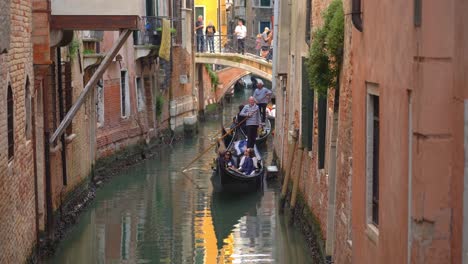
[
  {"x1": 120, "y1": 70, "x2": 130, "y2": 118},
  {"x1": 96, "y1": 79, "x2": 104, "y2": 127},
  {"x1": 136, "y1": 77, "x2": 145, "y2": 112},
  {"x1": 366, "y1": 87, "x2": 380, "y2": 227},
  {"x1": 25, "y1": 77, "x2": 32, "y2": 140},
  {"x1": 7, "y1": 84, "x2": 14, "y2": 161}
]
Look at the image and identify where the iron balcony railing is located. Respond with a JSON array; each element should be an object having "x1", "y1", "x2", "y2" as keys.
[
  {"x1": 134, "y1": 16, "x2": 164, "y2": 46},
  {"x1": 81, "y1": 31, "x2": 104, "y2": 42}
]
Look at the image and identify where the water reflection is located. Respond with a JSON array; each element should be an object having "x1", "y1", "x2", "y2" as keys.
[{"x1": 49, "y1": 87, "x2": 311, "y2": 264}]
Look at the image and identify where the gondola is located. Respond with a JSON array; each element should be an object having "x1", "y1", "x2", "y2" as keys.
[
  {"x1": 238, "y1": 118, "x2": 272, "y2": 145},
  {"x1": 212, "y1": 131, "x2": 265, "y2": 193},
  {"x1": 210, "y1": 190, "x2": 263, "y2": 250}
]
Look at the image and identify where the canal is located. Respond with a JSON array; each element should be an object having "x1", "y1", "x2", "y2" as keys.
[{"x1": 48, "y1": 87, "x2": 312, "y2": 263}]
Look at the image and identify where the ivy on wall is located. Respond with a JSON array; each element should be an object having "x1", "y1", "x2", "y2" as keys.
[
  {"x1": 204, "y1": 64, "x2": 219, "y2": 90},
  {"x1": 306, "y1": 0, "x2": 344, "y2": 97},
  {"x1": 155, "y1": 95, "x2": 164, "y2": 120}
]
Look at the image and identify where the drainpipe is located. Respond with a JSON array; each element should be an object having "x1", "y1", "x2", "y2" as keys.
[
  {"x1": 352, "y1": 0, "x2": 363, "y2": 32},
  {"x1": 56, "y1": 47, "x2": 68, "y2": 186},
  {"x1": 43, "y1": 63, "x2": 54, "y2": 238}
]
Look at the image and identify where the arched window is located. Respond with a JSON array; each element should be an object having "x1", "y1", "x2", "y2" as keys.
[
  {"x1": 7, "y1": 84, "x2": 14, "y2": 160},
  {"x1": 25, "y1": 77, "x2": 32, "y2": 140}
]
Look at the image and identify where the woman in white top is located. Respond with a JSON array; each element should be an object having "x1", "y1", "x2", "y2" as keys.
[{"x1": 238, "y1": 148, "x2": 258, "y2": 169}]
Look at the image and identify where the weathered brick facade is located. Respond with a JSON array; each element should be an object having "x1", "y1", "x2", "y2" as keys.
[{"x1": 0, "y1": 0, "x2": 37, "y2": 262}]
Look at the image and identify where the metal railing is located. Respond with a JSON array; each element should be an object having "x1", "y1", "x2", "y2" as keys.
[
  {"x1": 81, "y1": 31, "x2": 104, "y2": 42},
  {"x1": 196, "y1": 34, "x2": 268, "y2": 58},
  {"x1": 134, "y1": 16, "x2": 163, "y2": 46}
]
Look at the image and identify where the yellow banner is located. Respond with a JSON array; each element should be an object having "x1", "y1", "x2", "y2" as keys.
[{"x1": 159, "y1": 18, "x2": 171, "y2": 61}]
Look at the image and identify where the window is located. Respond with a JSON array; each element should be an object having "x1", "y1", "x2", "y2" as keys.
[
  {"x1": 259, "y1": 21, "x2": 271, "y2": 35},
  {"x1": 301, "y1": 58, "x2": 314, "y2": 151},
  {"x1": 96, "y1": 79, "x2": 104, "y2": 127},
  {"x1": 366, "y1": 85, "x2": 380, "y2": 227},
  {"x1": 194, "y1": 6, "x2": 205, "y2": 24},
  {"x1": 25, "y1": 77, "x2": 32, "y2": 140},
  {"x1": 252, "y1": 0, "x2": 272, "y2": 8},
  {"x1": 120, "y1": 70, "x2": 130, "y2": 118},
  {"x1": 136, "y1": 77, "x2": 145, "y2": 112},
  {"x1": 260, "y1": 0, "x2": 270, "y2": 6},
  {"x1": 7, "y1": 84, "x2": 14, "y2": 161},
  {"x1": 305, "y1": 0, "x2": 312, "y2": 43}
]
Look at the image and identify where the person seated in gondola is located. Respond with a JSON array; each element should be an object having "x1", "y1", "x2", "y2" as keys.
[
  {"x1": 219, "y1": 150, "x2": 235, "y2": 169},
  {"x1": 238, "y1": 148, "x2": 257, "y2": 175},
  {"x1": 241, "y1": 148, "x2": 258, "y2": 168}
]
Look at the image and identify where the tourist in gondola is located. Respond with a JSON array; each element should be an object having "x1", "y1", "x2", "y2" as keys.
[
  {"x1": 238, "y1": 149, "x2": 256, "y2": 175},
  {"x1": 219, "y1": 150, "x2": 235, "y2": 169},
  {"x1": 239, "y1": 97, "x2": 261, "y2": 148},
  {"x1": 239, "y1": 148, "x2": 258, "y2": 169}
]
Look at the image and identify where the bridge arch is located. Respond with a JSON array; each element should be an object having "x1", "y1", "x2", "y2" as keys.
[{"x1": 195, "y1": 53, "x2": 272, "y2": 80}]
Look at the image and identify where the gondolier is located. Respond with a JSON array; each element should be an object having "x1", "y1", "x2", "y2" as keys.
[{"x1": 240, "y1": 96, "x2": 261, "y2": 148}]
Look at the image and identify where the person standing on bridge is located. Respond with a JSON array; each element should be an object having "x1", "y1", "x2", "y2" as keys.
[
  {"x1": 260, "y1": 27, "x2": 270, "y2": 58},
  {"x1": 195, "y1": 15, "x2": 205, "y2": 52},
  {"x1": 205, "y1": 21, "x2": 216, "y2": 53},
  {"x1": 234, "y1": 19, "x2": 247, "y2": 55},
  {"x1": 240, "y1": 96, "x2": 261, "y2": 148},
  {"x1": 253, "y1": 82, "x2": 272, "y2": 124}
]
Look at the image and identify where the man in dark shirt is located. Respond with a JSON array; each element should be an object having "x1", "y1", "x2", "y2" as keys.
[{"x1": 195, "y1": 15, "x2": 204, "y2": 52}]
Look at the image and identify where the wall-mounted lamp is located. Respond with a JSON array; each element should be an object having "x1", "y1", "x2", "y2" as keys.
[{"x1": 115, "y1": 54, "x2": 123, "y2": 69}]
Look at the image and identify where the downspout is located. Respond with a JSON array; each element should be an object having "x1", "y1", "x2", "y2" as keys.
[
  {"x1": 44, "y1": 66, "x2": 54, "y2": 238},
  {"x1": 56, "y1": 47, "x2": 68, "y2": 186},
  {"x1": 351, "y1": 0, "x2": 363, "y2": 32}
]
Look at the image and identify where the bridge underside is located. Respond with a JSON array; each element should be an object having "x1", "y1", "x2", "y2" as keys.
[{"x1": 195, "y1": 53, "x2": 272, "y2": 80}]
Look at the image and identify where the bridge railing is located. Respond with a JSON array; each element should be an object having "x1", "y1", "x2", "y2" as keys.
[{"x1": 196, "y1": 34, "x2": 264, "y2": 57}]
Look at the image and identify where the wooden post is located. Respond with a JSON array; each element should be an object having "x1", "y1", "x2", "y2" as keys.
[
  {"x1": 49, "y1": 29, "x2": 132, "y2": 143},
  {"x1": 280, "y1": 136, "x2": 298, "y2": 200},
  {"x1": 290, "y1": 147, "x2": 304, "y2": 209}
]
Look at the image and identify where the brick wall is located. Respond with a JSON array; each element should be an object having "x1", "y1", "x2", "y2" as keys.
[
  {"x1": 0, "y1": 0, "x2": 37, "y2": 262},
  {"x1": 96, "y1": 33, "x2": 160, "y2": 158}
]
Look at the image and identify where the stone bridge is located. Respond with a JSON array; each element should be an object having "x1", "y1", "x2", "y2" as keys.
[
  {"x1": 195, "y1": 53, "x2": 272, "y2": 80},
  {"x1": 195, "y1": 52, "x2": 272, "y2": 112}
]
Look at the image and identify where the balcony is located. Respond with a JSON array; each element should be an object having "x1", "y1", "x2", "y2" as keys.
[
  {"x1": 82, "y1": 31, "x2": 104, "y2": 42},
  {"x1": 134, "y1": 17, "x2": 172, "y2": 60},
  {"x1": 51, "y1": 0, "x2": 141, "y2": 30}
]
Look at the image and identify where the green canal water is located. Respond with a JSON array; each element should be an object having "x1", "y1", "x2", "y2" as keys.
[{"x1": 48, "y1": 89, "x2": 312, "y2": 264}]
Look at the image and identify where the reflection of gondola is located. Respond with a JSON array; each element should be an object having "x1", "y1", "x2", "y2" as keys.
[
  {"x1": 212, "y1": 132, "x2": 264, "y2": 192},
  {"x1": 210, "y1": 191, "x2": 263, "y2": 250},
  {"x1": 238, "y1": 118, "x2": 272, "y2": 145}
]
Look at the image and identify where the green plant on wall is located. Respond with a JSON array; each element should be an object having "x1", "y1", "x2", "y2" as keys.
[
  {"x1": 155, "y1": 95, "x2": 164, "y2": 120},
  {"x1": 83, "y1": 49, "x2": 95, "y2": 55},
  {"x1": 204, "y1": 64, "x2": 219, "y2": 91},
  {"x1": 68, "y1": 40, "x2": 80, "y2": 58},
  {"x1": 306, "y1": 0, "x2": 344, "y2": 97}
]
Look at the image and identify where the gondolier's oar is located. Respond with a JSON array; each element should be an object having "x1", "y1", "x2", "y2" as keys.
[{"x1": 181, "y1": 109, "x2": 259, "y2": 173}]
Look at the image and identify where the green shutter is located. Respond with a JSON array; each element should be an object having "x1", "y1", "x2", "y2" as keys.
[
  {"x1": 301, "y1": 58, "x2": 314, "y2": 150},
  {"x1": 318, "y1": 95, "x2": 327, "y2": 169}
]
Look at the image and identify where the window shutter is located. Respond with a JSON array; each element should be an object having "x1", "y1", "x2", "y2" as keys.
[
  {"x1": 301, "y1": 58, "x2": 314, "y2": 151},
  {"x1": 318, "y1": 95, "x2": 327, "y2": 169}
]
